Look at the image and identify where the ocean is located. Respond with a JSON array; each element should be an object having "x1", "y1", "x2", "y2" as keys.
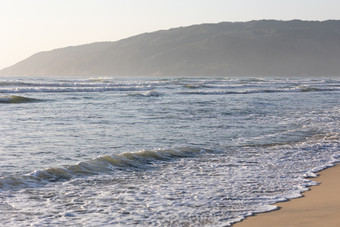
[{"x1": 0, "y1": 76, "x2": 339, "y2": 226}]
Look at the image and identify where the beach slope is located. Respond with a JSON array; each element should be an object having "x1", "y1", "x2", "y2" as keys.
[{"x1": 234, "y1": 164, "x2": 340, "y2": 227}]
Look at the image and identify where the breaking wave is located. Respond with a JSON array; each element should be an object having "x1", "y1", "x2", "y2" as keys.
[{"x1": 0, "y1": 148, "x2": 206, "y2": 191}]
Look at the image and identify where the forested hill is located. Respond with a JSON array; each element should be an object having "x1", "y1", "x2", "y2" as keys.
[{"x1": 1, "y1": 20, "x2": 340, "y2": 77}]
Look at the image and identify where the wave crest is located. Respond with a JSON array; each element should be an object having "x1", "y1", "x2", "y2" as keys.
[
  {"x1": 0, "y1": 148, "x2": 206, "y2": 190},
  {"x1": 0, "y1": 95, "x2": 41, "y2": 104}
]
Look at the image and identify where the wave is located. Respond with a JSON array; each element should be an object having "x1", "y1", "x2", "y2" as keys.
[
  {"x1": 0, "y1": 79, "x2": 167, "y2": 88},
  {"x1": 0, "y1": 78, "x2": 339, "y2": 96},
  {"x1": 128, "y1": 90, "x2": 163, "y2": 97},
  {"x1": 298, "y1": 86, "x2": 321, "y2": 92},
  {"x1": 0, "y1": 79, "x2": 158, "y2": 93},
  {"x1": 0, "y1": 95, "x2": 41, "y2": 104},
  {"x1": 177, "y1": 86, "x2": 340, "y2": 96},
  {"x1": 0, "y1": 86, "x2": 154, "y2": 94},
  {"x1": 0, "y1": 148, "x2": 206, "y2": 191}
]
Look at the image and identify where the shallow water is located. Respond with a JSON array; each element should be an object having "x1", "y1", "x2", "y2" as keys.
[{"x1": 0, "y1": 76, "x2": 339, "y2": 226}]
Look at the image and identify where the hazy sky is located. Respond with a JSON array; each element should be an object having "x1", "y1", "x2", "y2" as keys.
[{"x1": 1, "y1": 0, "x2": 339, "y2": 69}]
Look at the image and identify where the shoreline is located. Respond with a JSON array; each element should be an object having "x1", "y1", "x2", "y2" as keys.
[{"x1": 233, "y1": 163, "x2": 340, "y2": 227}]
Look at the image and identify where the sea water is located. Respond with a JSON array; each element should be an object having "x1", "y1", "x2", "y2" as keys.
[{"x1": 0, "y1": 76, "x2": 339, "y2": 226}]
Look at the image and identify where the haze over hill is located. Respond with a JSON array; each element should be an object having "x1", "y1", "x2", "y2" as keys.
[{"x1": 1, "y1": 20, "x2": 340, "y2": 77}]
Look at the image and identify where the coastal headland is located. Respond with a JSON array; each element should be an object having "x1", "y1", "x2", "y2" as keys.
[{"x1": 1, "y1": 20, "x2": 340, "y2": 77}]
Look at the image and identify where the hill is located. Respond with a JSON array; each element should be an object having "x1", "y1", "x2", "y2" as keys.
[{"x1": 1, "y1": 20, "x2": 340, "y2": 77}]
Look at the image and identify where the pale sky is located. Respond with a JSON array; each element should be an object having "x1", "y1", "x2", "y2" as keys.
[{"x1": 1, "y1": 0, "x2": 339, "y2": 69}]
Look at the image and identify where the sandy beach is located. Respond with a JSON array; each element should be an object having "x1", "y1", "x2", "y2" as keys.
[{"x1": 233, "y1": 164, "x2": 340, "y2": 227}]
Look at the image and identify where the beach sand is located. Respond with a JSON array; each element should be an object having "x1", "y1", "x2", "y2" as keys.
[{"x1": 233, "y1": 164, "x2": 340, "y2": 227}]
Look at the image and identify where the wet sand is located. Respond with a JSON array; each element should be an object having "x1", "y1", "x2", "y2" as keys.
[{"x1": 233, "y1": 164, "x2": 340, "y2": 227}]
